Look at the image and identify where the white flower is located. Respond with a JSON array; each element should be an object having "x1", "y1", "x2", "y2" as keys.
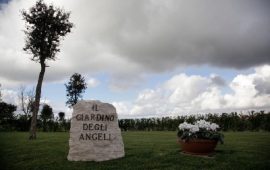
[
  {"x1": 190, "y1": 125, "x2": 199, "y2": 132},
  {"x1": 178, "y1": 122, "x2": 192, "y2": 130},
  {"x1": 195, "y1": 119, "x2": 213, "y2": 130},
  {"x1": 210, "y1": 123, "x2": 219, "y2": 131}
]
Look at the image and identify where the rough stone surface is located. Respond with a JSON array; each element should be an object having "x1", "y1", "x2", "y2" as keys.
[{"x1": 67, "y1": 100, "x2": 125, "y2": 161}]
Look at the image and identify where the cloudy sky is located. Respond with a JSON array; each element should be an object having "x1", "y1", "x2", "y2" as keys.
[{"x1": 0, "y1": 0, "x2": 270, "y2": 118}]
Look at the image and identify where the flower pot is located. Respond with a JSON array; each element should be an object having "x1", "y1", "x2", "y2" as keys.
[{"x1": 178, "y1": 139, "x2": 218, "y2": 155}]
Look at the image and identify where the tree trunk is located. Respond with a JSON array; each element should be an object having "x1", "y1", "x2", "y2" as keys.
[
  {"x1": 29, "y1": 61, "x2": 46, "y2": 140},
  {"x1": 74, "y1": 93, "x2": 78, "y2": 106}
]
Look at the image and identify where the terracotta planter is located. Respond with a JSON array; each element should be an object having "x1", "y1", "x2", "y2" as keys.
[{"x1": 178, "y1": 139, "x2": 218, "y2": 155}]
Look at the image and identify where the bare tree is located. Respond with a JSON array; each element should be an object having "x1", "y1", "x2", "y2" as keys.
[
  {"x1": 18, "y1": 86, "x2": 35, "y2": 117},
  {"x1": 22, "y1": 0, "x2": 73, "y2": 139}
]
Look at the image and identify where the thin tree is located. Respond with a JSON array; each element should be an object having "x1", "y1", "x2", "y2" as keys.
[
  {"x1": 65, "y1": 73, "x2": 87, "y2": 107},
  {"x1": 22, "y1": 0, "x2": 73, "y2": 139}
]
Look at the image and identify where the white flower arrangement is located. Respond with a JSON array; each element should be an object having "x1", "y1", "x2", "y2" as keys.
[
  {"x1": 177, "y1": 120, "x2": 224, "y2": 143},
  {"x1": 179, "y1": 119, "x2": 219, "y2": 132}
]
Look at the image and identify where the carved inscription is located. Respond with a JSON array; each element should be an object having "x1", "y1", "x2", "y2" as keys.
[{"x1": 76, "y1": 105, "x2": 116, "y2": 141}]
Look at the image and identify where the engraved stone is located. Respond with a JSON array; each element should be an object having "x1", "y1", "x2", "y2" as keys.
[{"x1": 67, "y1": 100, "x2": 125, "y2": 161}]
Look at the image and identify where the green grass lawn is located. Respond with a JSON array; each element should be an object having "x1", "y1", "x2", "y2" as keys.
[{"x1": 0, "y1": 131, "x2": 269, "y2": 170}]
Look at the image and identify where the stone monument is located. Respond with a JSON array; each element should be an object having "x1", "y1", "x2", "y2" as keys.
[{"x1": 67, "y1": 100, "x2": 125, "y2": 161}]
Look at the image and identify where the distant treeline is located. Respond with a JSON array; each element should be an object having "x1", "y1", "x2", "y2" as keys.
[
  {"x1": 0, "y1": 114, "x2": 70, "y2": 132},
  {"x1": 0, "y1": 102, "x2": 69, "y2": 132},
  {"x1": 119, "y1": 111, "x2": 270, "y2": 131},
  {"x1": 1, "y1": 100, "x2": 270, "y2": 132}
]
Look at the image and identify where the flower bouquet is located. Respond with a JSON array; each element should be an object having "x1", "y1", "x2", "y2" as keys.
[{"x1": 177, "y1": 120, "x2": 224, "y2": 155}]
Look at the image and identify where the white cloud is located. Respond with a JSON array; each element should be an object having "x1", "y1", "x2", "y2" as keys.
[
  {"x1": 224, "y1": 65, "x2": 270, "y2": 109},
  {"x1": 1, "y1": 89, "x2": 18, "y2": 105},
  {"x1": 127, "y1": 73, "x2": 213, "y2": 117},
  {"x1": 164, "y1": 74, "x2": 209, "y2": 104},
  {"x1": 192, "y1": 87, "x2": 226, "y2": 111},
  {"x1": 112, "y1": 101, "x2": 132, "y2": 119},
  {"x1": 253, "y1": 65, "x2": 270, "y2": 95},
  {"x1": 117, "y1": 65, "x2": 270, "y2": 118},
  {"x1": 87, "y1": 78, "x2": 100, "y2": 88}
]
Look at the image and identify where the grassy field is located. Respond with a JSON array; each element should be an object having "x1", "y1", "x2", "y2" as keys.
[{"x1": 0, "y1": 131, "x2": 269, "y2": 170}]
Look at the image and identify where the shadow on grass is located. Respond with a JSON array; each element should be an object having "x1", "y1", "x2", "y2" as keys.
[{"x1": 176, "y1": 149, "x2": 235, "y2": 159}]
